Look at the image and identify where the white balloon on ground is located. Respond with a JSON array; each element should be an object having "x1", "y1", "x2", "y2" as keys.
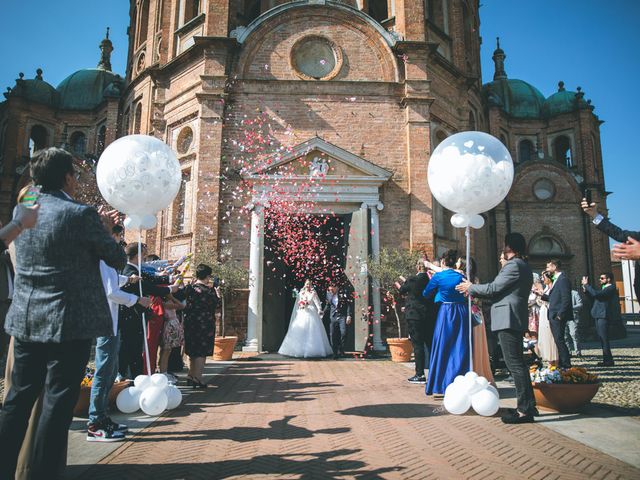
[
  {"x1": 150, "y1": 373, "x2": 168, "y2": 389},
  {"x1": 443, "y1": 385, "x2": 471, "y2": 415},
  {"x1": 475, "y1": 376, "x2": 489, "y2": 391},
  {"x1": 464, "y1": 371, "x2": 479, "y2": 381},
  {"x1": 165, "y1": 385, "x2": 183, "y2": 410},
  {"x1": 116, "y1": 386, "x2": 141, "y2": 414},
  {"x1": 453, "y1": 375, "x2": 465, "y2": 386},
  {"x1": 428, "y1": 131, "x2": 514, "y2": 216},
  {"x1": 134, "y1": 374, "x2": 152, "y2": 391},
  {"x1": 486, "y1": 384, "x2": 499, "y2": 398},
  {"x1": 139, "y1": 386, "x2": 169, "y2": 416},
  {"x1": 471, "y1": 388, "x2": 500, "y2": 416},
  {"x1": 96, "y1": 134, "x2": 182, "y2": 227}
]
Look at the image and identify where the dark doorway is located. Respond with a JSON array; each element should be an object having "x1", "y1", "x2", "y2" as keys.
[{"x1": 262, "y1": 212, "x2": 352, "y2": 352}]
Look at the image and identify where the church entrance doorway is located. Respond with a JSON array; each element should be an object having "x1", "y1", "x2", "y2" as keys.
[{"x1": 261, "y1": 212, "x2": 352, "y2": 352}]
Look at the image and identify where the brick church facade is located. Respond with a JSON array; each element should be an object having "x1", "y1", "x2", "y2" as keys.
[{"x1": 0, "y1": 0, "x2": 611, "y2": 351}]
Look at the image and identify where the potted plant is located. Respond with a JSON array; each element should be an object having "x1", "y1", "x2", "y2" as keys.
[
  {"x1": 73, "y1": 368, "x2": 129, "y2": 417},
  {"x1": 367, "y1": 247, "x2": 422, "y2": 362},
  {"x1": 530, "y1": 364, "x2": 601, "y2": 413},
  {"x1": 194, "y1": 247, "x2": 248, "y2": 361}
]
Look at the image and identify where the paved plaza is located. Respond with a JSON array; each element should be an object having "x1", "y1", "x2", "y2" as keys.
[{"x1": 63, "y1": 355, "x2": 640, "y2": 480}]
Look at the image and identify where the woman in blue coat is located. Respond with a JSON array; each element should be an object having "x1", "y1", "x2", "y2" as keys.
[{"x1": 422, "y1": 250, "x2": 470, "y2": 395}]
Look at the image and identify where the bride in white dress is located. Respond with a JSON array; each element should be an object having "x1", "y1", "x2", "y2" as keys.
[{"x1": 278, "y1": 280, "x2": 333, "y2": 358}]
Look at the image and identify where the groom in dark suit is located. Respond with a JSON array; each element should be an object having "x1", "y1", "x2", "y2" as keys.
[
  {"x1": 323, "y1": 282, "x2": 354, "y2": 359},
  {"x1": 0, "y1": 148, "x2": 126, "y2": 479},
  {"x1": 541, "y1": 259, "x2": 573, "y2": 369}
]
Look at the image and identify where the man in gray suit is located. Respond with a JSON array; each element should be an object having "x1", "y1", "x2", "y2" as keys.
[
  {"x1": 0, "y1": 148, "x2": 126, "y2": 479},
  {"x1": 457, "y1": 233, "x2": 536, "y2": 424}
]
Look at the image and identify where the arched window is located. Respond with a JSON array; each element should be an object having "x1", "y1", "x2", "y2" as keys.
[
  {"x1": 529, "y1": 235, "x2": 564, "y2": 256},
  {"x1": 367, "y1": 0, "x2": 389, "y2": 23},
  {"x1": 182, "y1": 0, "x2": 201, "y2": 25},
  {"x1": 155, "y1": 0, "x2": 164, "y2": 32},
  {"x1": 70, "y1": 131, "x2": 87, "y2": 156},
  {"x1": 426, "y1": 0, "x2": 449, "y2": 33},
  {"x1": 468, "y1": 110, "x2": 476, "y2": 130},
  {"x1": 29, "y1": 125, "x2": 48, "y2": 156},
  {"x1": 553, "y1": 135, "x2": 572, "y2": 168},
  {"x1": 173, "y1": 169, "x2": 192, "y2": 234},
  {"x1": 96, "y1": 126, "x2": 107, "y2": 156},
  {"x1": 518, "y1": 139, "x2": 535, "y2": 163},
  {"x1": 134, "y1": 103, "x2": 142, "y2": 134},
  {"x1": 137, "y1": 0, "x2": 150, "y2": 47}
]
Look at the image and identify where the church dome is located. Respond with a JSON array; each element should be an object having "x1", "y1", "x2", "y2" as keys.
[
  {"x1": 57, "y1": 68, "x2": 119, "y2": 110},
  {"x1": 6, "y1": 70, "x2": 59, "y2": 107},
  {"x1": 483, "y1": 78, "x2": 545, "y2": 119},
  {"x1": 543, "y1": 81, "x2": 579, "y2": 117}
]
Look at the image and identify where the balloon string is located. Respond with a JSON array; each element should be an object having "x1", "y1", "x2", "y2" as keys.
[
  {"x1": 139, "y1": 231, "x2": 152, "y2": 376},
  {"x1": 466, "y1": 225, "x2": 474, "y2": 373}
]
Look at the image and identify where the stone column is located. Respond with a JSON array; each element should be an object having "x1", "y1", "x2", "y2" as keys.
[
  {"x1": 243, "y1": 204, "x2": 264, "y2": 352},
  {"x1": 370, "y1": 202, "x2": 385, "y2": 351}
]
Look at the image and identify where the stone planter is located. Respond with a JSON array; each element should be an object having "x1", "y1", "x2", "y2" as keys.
[
  {"x1": 532, "y1": 382, "x2": 601, "y2": 413},
  {"x1": 73, "y1": 380, "x2": 130, "y2": 417},
  {"x1": 387, "y1": 338, "x2": 413, "y2": 363},
  {"x1": 213, "y1": 336, "x2": 238, "y2": 361}
]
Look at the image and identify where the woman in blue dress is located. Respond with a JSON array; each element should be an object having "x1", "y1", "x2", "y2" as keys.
[{"x1": 422, "y1": 250, "x2": 471, "y2": 396}]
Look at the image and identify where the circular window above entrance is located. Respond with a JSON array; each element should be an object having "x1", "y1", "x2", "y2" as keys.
[
  {"x1": 291, "y1": 36, "x2": 342, "y2": 81},
  {"x1": 533, "y1": 178, "x2": 555, "y2": 200}
]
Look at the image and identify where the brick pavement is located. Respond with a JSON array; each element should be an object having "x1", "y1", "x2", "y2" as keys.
[{"x1": 75, "y1": 359, "x2": 640, "y2": 479}]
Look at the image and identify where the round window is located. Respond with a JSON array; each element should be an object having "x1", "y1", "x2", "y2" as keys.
[
  {"x1": 291, "y1": 36, "x2": 342, "y2": 81},
  {"x1": 177, "y1": 127, "x2": 193, "y2": 154},
  {"x1": 533, "y1": 178, "x2": 555, "y2": 200}
]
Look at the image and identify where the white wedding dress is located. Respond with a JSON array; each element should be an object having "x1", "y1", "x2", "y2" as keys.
[{"x1": 278, "y1": 288, "x2": 333, "y2": 358}]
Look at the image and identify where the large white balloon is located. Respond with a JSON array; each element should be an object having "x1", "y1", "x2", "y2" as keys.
[
  {"x1": 443, "y1": 385, "x2": 471, "y2": 415},
  {"x1": 116, "y1": 386, "x2": 141, "y2": 414},
  {"x1": 166, "y1": 385, "x2": 183, "y2": 410},
  {"x1": 96, "y1": 135, "x2": 182, "y2": 228},
  {"x1": 471, "y1": 388, "x2": 500, "y2": 417},
  {"x1": 429, "y1": 131, "x2": 514, "y2": 216},
  {"x1": 139, "y1": 386, "x2": 169, "y2": 416}
]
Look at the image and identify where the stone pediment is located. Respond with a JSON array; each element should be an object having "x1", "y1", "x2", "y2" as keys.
[{"x1": 243, "y1": 137, "x2": 392, "y2": 182}]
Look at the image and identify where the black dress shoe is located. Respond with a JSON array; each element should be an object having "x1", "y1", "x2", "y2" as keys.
[
  {"x1": 501, "y1": 412, "x2": 534, "y2": 424},
  {"x1": 597, "y1": 361, "x2": 615, "y2": 367},
  {"x1": 407, "y1": 375, "x2": 427, "y2": 384}
]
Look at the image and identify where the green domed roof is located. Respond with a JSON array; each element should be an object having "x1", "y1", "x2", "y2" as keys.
[
  {"x1": 483, "y1": 78, "x2": 545, "y2": 119},
  {"x1": 543, "y1": 82, "x2": 578, "y2": 117},
  {"x1": 6, "y1": 71, "x2": 59, "y2": 107},
  {"x1": 57, "y1": 68, "x2": 119, "y2": 110}
]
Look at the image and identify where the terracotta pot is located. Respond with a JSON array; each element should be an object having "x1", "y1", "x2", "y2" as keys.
[
  {"x1": 532, "y1": 382, "x2": 601, "y2": 413},
  {"x1": 213, "y1": 336, "x2": 238, "y2": 361},
  {"x1": 73, "y1": 380, "x2": 131, "y2": 417},
  {"x1": 387, "y1": 338, "x2": 413, "y2": 363}
]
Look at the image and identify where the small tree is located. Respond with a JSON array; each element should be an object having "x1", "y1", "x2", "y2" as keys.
[
  {"x1": 367, "y1": 247, "x2": 422, "y2": 338},
  {"x1": 193, "y1": 248, "x2": 249, "y2": 337}
]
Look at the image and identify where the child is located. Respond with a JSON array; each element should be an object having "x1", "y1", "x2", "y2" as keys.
[{"x1": 158, "y1": 293, "x2": 186, "y2": 381}]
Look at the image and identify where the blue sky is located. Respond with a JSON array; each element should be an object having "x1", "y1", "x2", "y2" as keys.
[{"x1": 1, "y1": 1, "x2": 637, "y2": 230}]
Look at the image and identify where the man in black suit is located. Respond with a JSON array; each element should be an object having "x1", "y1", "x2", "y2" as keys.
[
  {"x1": 398, "y1": 262, "x2": 432, "y2": 383},
  {"x1": 582, "y1": 198, "x2": 640, "y2": 300},
  {"x1": 582, "y1": 272, "x2": 617, "y2": 366},
  {"x1": 323, "y1": 282, "x2": 354, "y2": 359},
  {"x1": 541, "y1": 259, "x2": 573, "y2": 369},
  {"x1": 118, "y1": 243, "x2": 179, "y2": 379},
  {"x1": 0, "y1": 148, "x2": 126, "y2": 479}
]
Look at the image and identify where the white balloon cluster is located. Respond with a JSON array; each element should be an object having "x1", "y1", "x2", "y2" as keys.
[
  {"x1": 116, "y1": 374, "x2": 182, "y2": 416},
  {"x1": 96, "y1": 135, "x2": 182, "y2": 230},
  {"x1": 443, "y1": 371, "x2": 500, "y2": 416},
  {"x1": 428, "y1": 131, "x2": 514, "y2": 229}
]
